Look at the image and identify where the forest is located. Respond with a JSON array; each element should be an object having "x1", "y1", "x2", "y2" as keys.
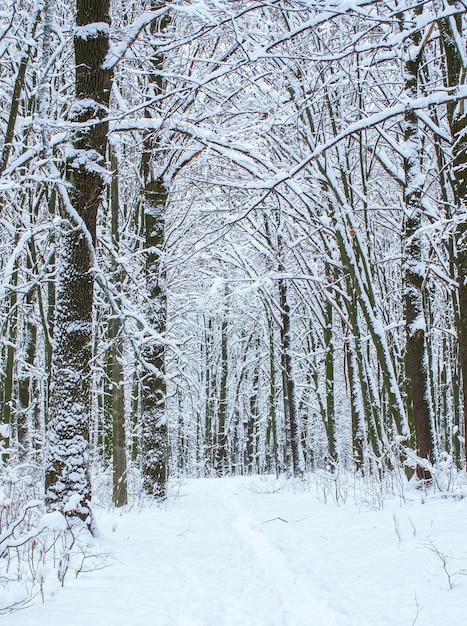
[{"x1": 0, "y1": 0, "x2": 466, "y2": 613}]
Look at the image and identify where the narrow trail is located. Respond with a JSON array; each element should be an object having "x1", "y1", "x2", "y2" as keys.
[{"x1": 219, "y1": 484, "x2": 344, "y2": 626}]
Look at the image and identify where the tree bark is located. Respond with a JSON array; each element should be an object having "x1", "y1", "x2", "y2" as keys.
[
  {"x1": 278, "y1": 271, "x2": 304, "y2": 477},
  {"x1": 215, "y1": 316, "x2": 228, "y2": 475},
  {"x1": 140, "y1": 178, "x2": 168, "y2": 498},
  {"x1": 17, "y1": 244, "x2": 38, "y2": 460},
  {"x1": 324, "y1": 276, "x2": 337, "y2": 465},
  {"x1": 108, "y1": 144, "x2": 127, "y2": 507},
  {"x1": 438, "y1": 4, "x2": 467, "y2": 464},
  {"x1": 139, "y1": 6, "x2": 171, "y2": 498},
  {"x1": 45, "y1": 0, "x2": 112, "y2": 525},
  {"x1": 1, "y1": 254, "x2": 18, "y2": 463},
  {"x1": 401, "y1": 16, "x2": 435, "y2": 479}
]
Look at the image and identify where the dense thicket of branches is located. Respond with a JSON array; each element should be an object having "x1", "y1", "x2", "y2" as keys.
[{"x1": 0, "y1": 0, "x2": 466, "y2": 517}]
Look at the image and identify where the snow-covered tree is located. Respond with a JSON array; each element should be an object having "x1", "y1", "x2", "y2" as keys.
[{"x1": 45, "y1": 0, "x2": 113, "y2": 526}]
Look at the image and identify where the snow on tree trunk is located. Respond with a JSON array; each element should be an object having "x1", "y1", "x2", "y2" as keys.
[
  {"x1": 45, "y1": 0, "x2": 112, "y2": 526},
  {"x1": 215, "y1": 316, "x2": 228, "y2": 475},
  {"x1": 141, "y1": 180, "x2": 168, "y2": 499},
  {"x1": 402, "y1": 11, "x2": 436, "y2": 479},
  {"x1": 108, "y1": 143, "x2": 128, "y2": 508},
  {"x1": 139, "y1": 6, "x2": 171, "y2": 499},
  {"x1": 438, "y1": 4, "x2": 467, "y2": 465},
  {"x1": 278, "y1": 273, "x2": 305, "y2": 478}
]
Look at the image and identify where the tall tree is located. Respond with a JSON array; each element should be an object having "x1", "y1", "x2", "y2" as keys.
[
  {"x1": 401, "y1": 6, "x2": 436, "y2": 478},
  {"x1": 107, "y1": 143, "x2": 128, "y2": 507},
  {"x1": 45, "y1": 0, "x2": 113, "y2": 525},
  {"x1": 140, "y1": 4, "x2": 170, "y2": 499},
  {"x1": 438, "y1": 1, "x2": 467, "y2": 463}
]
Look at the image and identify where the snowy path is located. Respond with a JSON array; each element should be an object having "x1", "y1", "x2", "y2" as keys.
[
  {"x1": 3, "y1": 476, "x2": 467, "y2": 626},
  {"x1": 221, "y1": 488, "x2": 341, "y2": 626}
]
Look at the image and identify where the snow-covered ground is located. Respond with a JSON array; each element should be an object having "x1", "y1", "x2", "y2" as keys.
[{"x1": 2, "y1": 474, "x2": 467, "y2": 625}]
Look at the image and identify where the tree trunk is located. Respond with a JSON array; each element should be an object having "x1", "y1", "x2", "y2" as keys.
[
  {"x1": 438, "y1": 5, "x2": 467, "y2": 465},
  {"x1": 139, "y1": 6, "x2": 171, "y2": 499},
  {"x1": 215, "y1": 316, "x2": 228, "y2": 475},
  {"x1": 278, "y1": 272, "x2": 304, "y2": 477},
  {"x1": 401, "y1": 17, "x2": 435, "y2": 479},
  {"x1": 324, "y1": 281, "x2": 337, "y2": 465},
  {"x1": 108, "y1": 144, "x2": 127, "y2": 507},
  {"x1": 17, "y1": 245, "x2": 38, "y2": 460},
  {"x1": 266, "y1": 314, "x2": 279, "y2": 474},
  {"x1": 1, "y1": 254, "x2": 18, "y2": 463},
  {"x1": 204, "y1": 316, "x2": 214, "y2": 471},
  {"x1": 140, "y1": 178, "x2": 168, "y2": 498},
  {"x1": 45, "y1": 0, "x2": 112, "y2": 525}
]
